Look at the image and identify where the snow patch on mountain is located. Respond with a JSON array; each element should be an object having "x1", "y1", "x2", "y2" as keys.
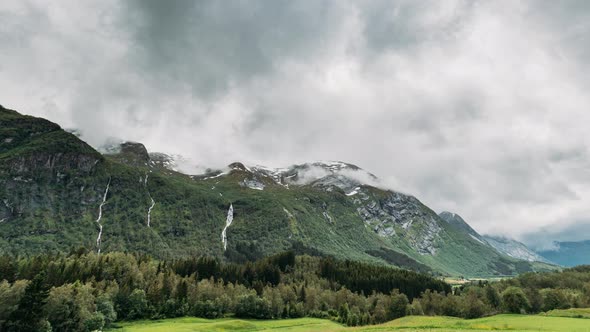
[{"x1": 346, "y1": 187, "x2": 361, "y2": 196}]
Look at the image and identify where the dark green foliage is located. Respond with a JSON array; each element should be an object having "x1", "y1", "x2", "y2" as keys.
[
  {"x1": 441, "y1": 295, "x2": 462, "y2": 316},
  {"x1": 319, "y1": 257, "x2": 450, "y2": 300},
  {"x1": 234, "y1": 294, "x2": 272, "y2": 319},
  {"x1": 485, "y1": 285, "x2": 501, "y2": 309},
  {"x1": 96, "y1": 296, "x2": 117, "y2": 327},
  {"x1": 542, "y1": 289, "x2": 571, "y2": 311},
  {"x1": 502, "y1": 287, "x2": 530, "y2": 313},
  {"x1": 0, "y1": 251, "x2": 452, "y2": 328},
  {"x1": 4, "y1": 272, "x2": 50, "y2": 332},
  {"x1": 0, "y1": 250, "x2": 590, "y2": 331},
  {"x1": 462, "y1": 289, "x2": 487, "y2": 319},
  {"x1": 192, "y1": 300, "x2": 226, "y2": 318},
  {"x1": 127, "y1": 289, "x2": 149, "y2": 320},
  {"x1": 366, "y1": 248, "x2": 432, "y2": 274},
  {"x1": 389, "y1": 291, "x2": 410, "y2": 319}
]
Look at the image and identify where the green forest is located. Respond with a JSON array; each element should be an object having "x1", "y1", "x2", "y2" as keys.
[{"x1": 0, "y1": 250, "x2": 589, "y2": 332}]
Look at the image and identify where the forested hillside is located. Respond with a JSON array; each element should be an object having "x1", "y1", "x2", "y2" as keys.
[
  {"x1": 0, "y1": 105, "x2": 556, "y2": 277},
  {"x1": 0, "y1": 251, "x2": 587, "y2": 331}
]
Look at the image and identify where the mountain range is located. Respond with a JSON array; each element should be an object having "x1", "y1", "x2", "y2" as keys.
[
  {"x1": 536, "y1": 240, "x2": 590, "y2": 267},
  {"x1": 0, "y1": 104, "x2": 559, "y2": 277}
]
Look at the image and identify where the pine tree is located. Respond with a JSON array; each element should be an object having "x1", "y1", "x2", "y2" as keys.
[{"x1": 5, "y1": 271, "x2": 50, "y2": 332}]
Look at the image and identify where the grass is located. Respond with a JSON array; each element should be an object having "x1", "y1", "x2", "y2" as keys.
[
  {"x1": 107, "y1": 317, "x2": 343, "y2": 332},
  {"x1": 108, "y1": 314, "x2": 590, "y2": 332},
  {"x1": 543, "y1": 307, "x2": 590, "y2": 319}
]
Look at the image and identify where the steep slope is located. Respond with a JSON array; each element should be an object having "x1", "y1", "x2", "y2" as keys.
[
  {"x1": 438, "y1": 211, "x2": 488, "y2": 245},
  {"x1": 0, "y1": 105, "x2": 556, "y2": 277},
  {"x1": 537, "y1": 240, "x2": 590, "y2": 267},
  {"x1": 482, "y1": 235, "x2": 553, "y2": 264},
  {"x1": 438, "y1": 212, "x2": 553, "y2": 264}
]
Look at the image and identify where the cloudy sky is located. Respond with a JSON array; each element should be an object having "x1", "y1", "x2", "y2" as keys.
[{"x1": 2, "y1": 0, "x2": 590, "y2": 248}]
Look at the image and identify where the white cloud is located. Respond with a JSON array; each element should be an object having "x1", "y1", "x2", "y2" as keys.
[{"x1": 1, "y1": 0, "x2": 590, "y2": 245}]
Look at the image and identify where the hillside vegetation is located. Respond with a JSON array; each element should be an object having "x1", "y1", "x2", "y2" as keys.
[
  {"x1": 0, "y1": 105, "x2": 557, "y2": 277},
  {"x1": 0, "y1": 251, "x2": 587, "y2": 331}
]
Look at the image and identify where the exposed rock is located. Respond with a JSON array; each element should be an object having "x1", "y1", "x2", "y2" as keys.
[
  {"x1": 105, "y1": 141, "x2": 150, "y2": 167},
  {"x1": 240, "y1": 178, "x2": 265, "y2": 190},
  {"x1": 229, "y1": 162, "x2": 248, "y2": 171},
  {"x1": 355, "y1": 191, "x2": 441, "y2": 254},
  {"x1": 8, "y1": 153, "x2": 100, "y2": 174},
  {"x1": 483, "y1": 235, "x2": 551, "y2": 263}
]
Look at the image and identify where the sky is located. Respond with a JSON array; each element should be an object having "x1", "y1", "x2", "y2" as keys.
[{"x1": 1, "y1": 0, "x2": 590, "y2": 249}]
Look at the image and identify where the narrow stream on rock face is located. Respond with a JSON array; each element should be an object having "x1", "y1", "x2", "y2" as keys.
[
  {"x1": 221, "y1": 204, "x2": 234, "y2": 251},
  {"x1": 145, "y1": 173, "x2": 155, "y2": 227},
  {"x1": 96, "y1": 178, "x2": 111, "y2": 254},
  {"x1": 147, "y1": 196, "x2": 155, "y2": 227}
]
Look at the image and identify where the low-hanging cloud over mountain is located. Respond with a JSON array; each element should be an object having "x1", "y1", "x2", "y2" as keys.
[{"x1": 2, "y1": 0, "x2": 590, "y2": 245}]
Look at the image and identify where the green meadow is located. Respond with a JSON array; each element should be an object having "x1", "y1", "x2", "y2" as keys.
[
  {"x1": 542, "y1": 307, "x2": 590, "y2": 319},
  {"x1": 109, "y1": 312, "x2": 590, "y2": 332}
]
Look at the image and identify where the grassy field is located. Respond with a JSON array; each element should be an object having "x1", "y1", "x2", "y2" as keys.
[
  {"x1": 108, "y1": 317, "x2": 343, "y2": 332},
  {"x1": 108, "y1": 314, "x2": 590, "y2": 331},
  {"x1": 543, "y1": 307, "x2": 590, "y2": 319}
]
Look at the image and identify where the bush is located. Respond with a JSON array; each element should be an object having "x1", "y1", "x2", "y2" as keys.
[
  {"x1": 84, "y1": 312, "x2": 105, "y2": 332},
  {"x1": 96, "y1": 296, "x2": 117, "y2": 327},
  {"x1": 502, "y1": 287, "x2": 530, "y2": 314},
  {"x1": 389, "y1": 291, "x2": 409, "y2": 320},
  {"x1": 542, "y1": 289, "x2": 571, "y2": 311},
  {"x1": 234, "y1": 294, "x2": 272, "y2": 319},
  {"x1": 192, "y1": 300, "x2": 225, "y2": 319},
  {"x1": 127, "y1": 289, "x2": 149, "y2": 320}
]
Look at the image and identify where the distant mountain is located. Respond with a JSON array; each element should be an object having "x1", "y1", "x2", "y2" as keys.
[
  {"x1": 0, "y1": 105, "x2": 558, "y2": 277},
  {"x1": 438, "y1": 212, "x2": 552, "y2": 264},
  {"x1": 438, "y1": 211, "x2": 488, "y2": 244},
  {"x1": 537, "y1": 240, "x2": 590, "y2": 267},
  {"x1": 482, "y1": 235, "x2": 553, "y2": 264}
]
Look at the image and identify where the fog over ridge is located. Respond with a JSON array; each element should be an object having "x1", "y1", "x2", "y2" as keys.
[{"x1": 2, "y1": 0, "x2": 590, "y2": 248}]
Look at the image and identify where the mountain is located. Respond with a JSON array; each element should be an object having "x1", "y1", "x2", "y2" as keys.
[
  {"x1": 0, "y1": 105, "x2": 558, "y2": 277},
  {"x1": 438, "y1": 211, "x2": 488, "y2": 244},
  {"x1": 438, "y1": 212, "x2": 552, "y2": 264},
  {"x1": 537, "y1": 240, "x2": 590, "y2": 267},
  {"x1": 482, "y1": 235, "x2": 552, "y2": 264}
]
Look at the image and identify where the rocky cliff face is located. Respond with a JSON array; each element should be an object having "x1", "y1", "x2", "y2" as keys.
[
  {"x1": 1, "y1": 105, "x2": 102, "y2": 175},
  {"x1": 483, "y1": 235, "x2": 552, "y2": 263},
  {"x1": 6, "y1": 153, "x2": 100, "y2": 174},
  {"x1": 104, "y1": 141, "x2": 150, "y2": 167}
]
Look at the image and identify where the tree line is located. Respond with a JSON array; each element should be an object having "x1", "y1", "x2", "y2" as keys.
[{"x1": 0, "y1": 250, "x2": 588, "y2": 331}]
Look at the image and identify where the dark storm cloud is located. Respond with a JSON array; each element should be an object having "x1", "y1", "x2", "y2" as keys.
[
  {"x1": 1, "y1": 0, "x2": 590, "y2": 245},
  {"x1": 123, "y1": 0, "x2": 349, "y2": 97}
]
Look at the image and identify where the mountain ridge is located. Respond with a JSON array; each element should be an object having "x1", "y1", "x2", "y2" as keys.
[
  {"x1": 438, "y1": 211, "x2": 552, "y2": 264},
  {"x1": 537, "y1": 240, "x2": 590, "y2": 267},
  {"x1": 0, "y1": 105, "x2": 558, "y2": 277}
]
